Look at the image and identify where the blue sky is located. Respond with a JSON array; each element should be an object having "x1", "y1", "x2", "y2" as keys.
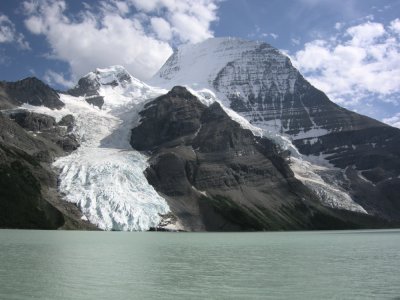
[{"x1": 0, "y1": 0, "x2": 399, "y2": 127}]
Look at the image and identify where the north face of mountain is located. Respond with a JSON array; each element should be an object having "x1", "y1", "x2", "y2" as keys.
[
  {"x1": 130, "y1": 86, "x2": 388, "y2": 231},
  {"x1": 151, "y1": 37, "x2": 383, "y2": 135},
  {"x1": 151, "y1": 37, "x2": 400, "y2": 222}
]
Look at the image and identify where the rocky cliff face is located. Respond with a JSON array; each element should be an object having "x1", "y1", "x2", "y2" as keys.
[
  {"x1": 0, "y1": 77, "x2": 64, "y2": 109},
  {"x1": 68, "y1": 65, "x2": 134, "y2": 108},
  {"x1": 131, "y1": 87, "x2": 389, "y2": 231},
  {"x1": 151, "y1": 38, "x2": 383, "y2": 135},
  {"x1": 0, "y1": 92, "x2": 96, "y2": 229}
]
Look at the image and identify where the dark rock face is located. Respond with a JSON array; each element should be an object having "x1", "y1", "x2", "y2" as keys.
[
  {"x1": 0, "y1": 112, "x2": 94, "y2": 230},
  {"x1": 68, "y1": 76, "x2": 104, "y2": 108},
  {"x1": 212, "y1": 44, "x2": 384, "y2": 135},
  {"x1": 9, "y1": 111, "x2": 79, "y2": 153},
  {"x1": 10, "y1": 111, "x2": 56, "y2": 131},
  {"x1": 68, "y1": 66, "x2": 132, "y2": 109},
  {"x1": 131, "y1": 86, "x2": 203, "y2": 150},
  {"x1": 131, "y1": 87, "x2": 390, "y2": 231},
  {"x1": 0, "y1": 77, "x2": 64, "y2": 109},
  {"x1": 294, "y1": 126, "x2": 400, "y2": 221},
  {"x1": 58, "y1": 114, "x2": 75, "y2": 132}
]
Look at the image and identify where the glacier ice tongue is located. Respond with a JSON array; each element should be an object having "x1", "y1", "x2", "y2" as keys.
[{"x1": 54, "y1": 148, "x2": 169, "y2": 231}]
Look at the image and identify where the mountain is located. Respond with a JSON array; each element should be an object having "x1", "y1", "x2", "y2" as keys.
[
  {"x1": 0, "y1": 38, "x2": 399, "y2": 231},
  {"x1": 151, "y1": 37, "x2": 400, "y2": 222},
  {"x1": 130, "y1": 86, "x2": 385, "y2": 230}
]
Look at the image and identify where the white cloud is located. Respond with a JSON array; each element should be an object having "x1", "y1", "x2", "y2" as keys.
[
  {"x1": 334, "y1": 22, "x2": 343, "y2": 30},
  {"x1": 383, "y1": 113, "x2": 400, "y2": 128},
  {"x1": 151, "y1": 17, "x2": 172, "y2": 40},
  {"x1": 24, "y1": 16, "x2": 44, "y2": 34},
  {"x1": 43, "y1": 69, "x2": 75, "y2": 88},
  {"x1": 291, "y1": 38, "x2": 300, "y2": 45},
  {"x1": 346, "y1": 21, "x2": 385, "y2": 46},
  {"x1": 390, "y1": 18, "x2": 400, "y2": 34},
  {"x1": 292, "y1": 19, "x2": 400, "y2": 107},
  {"x1": 261, "y1": 32, "x2": 278, "y2": 39},
  {"x1": 0, "y1": 14, "x2": 30, "y2": 49},
  {"x1": 22, "y1": 0, "x2": 219, "y2": 80},
  {"x1": 114, "y1": 0, "x2": 219, "y2": 44}
]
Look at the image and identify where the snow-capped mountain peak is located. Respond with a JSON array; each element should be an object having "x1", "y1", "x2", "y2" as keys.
[
  {"x1": 88, "y1": 65, "x2": 133, "y2": 86},
  {"x1": 68, "y1": 65, "x2": 159, "y2": 110},
  {"x1": 150, "y1": 37, "x2": 298, "y2": 93},
  {"x1": 72, "y1": 65, "x2": 147, "y2": 93}
]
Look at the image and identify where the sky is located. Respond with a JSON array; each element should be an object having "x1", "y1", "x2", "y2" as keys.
[{"x1": 0, "y1": 0, "x2": 399, "y2": 127}]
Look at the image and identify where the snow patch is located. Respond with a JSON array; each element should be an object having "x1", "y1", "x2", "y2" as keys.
[
  {"x1": 291, "y1": 157, "x2": 367, "y2": 214},
  {"x1": 292, "y1": 128, "x2": 330, "y2": 140}
]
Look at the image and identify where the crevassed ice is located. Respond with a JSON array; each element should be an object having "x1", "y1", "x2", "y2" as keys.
[{"x1": 55, "y1": 148, "x2": 169, "y2": 231}]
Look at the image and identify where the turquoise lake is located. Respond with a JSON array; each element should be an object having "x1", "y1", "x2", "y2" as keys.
[{"x1": 0, "y1": 229, "x2": 399, "y2": 299}]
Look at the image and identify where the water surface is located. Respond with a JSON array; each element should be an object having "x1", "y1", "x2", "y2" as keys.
[{"x1": 0, "y1": 229, "x2": 399, "y2": 299}]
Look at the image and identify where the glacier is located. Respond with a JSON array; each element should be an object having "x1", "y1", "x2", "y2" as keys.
[{"x1": 21, "y1": 66, "x2": 172, "y2": 231}]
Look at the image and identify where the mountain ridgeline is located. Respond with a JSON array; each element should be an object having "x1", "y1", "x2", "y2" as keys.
[{"x1": 0, "y1": 37, "x2": 399, "y2": 231}]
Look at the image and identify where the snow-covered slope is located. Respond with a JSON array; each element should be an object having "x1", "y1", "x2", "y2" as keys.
[{"x1": 150, "y1": 38, "x2": 267, "y2": 89}]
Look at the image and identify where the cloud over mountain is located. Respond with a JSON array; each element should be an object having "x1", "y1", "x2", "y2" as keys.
[
  {"x1": 22, "y1": 0, "x2": 219, "y2": 85},
  {"x1": 291, "y1": 19, "x2": 400, "y2": 109}
]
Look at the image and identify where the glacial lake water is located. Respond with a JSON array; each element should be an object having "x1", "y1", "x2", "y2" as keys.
[{"x1": 0, "y1": 230, "x2": 399, "y2": 299}]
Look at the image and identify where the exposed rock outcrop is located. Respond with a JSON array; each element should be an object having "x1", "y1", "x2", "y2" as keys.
[
  {"x1": 0, "y1": 77, "x2": 64, "y2": 109},
  {"x1": 8, "y1": 111, "x2": 79, "y2": 153},
  {"x1": 0, "y1": 109, "x2": 95, "y2": 230},
  {"x1": 68, "y1": 65, "x2": 133, "y2": 109}
]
